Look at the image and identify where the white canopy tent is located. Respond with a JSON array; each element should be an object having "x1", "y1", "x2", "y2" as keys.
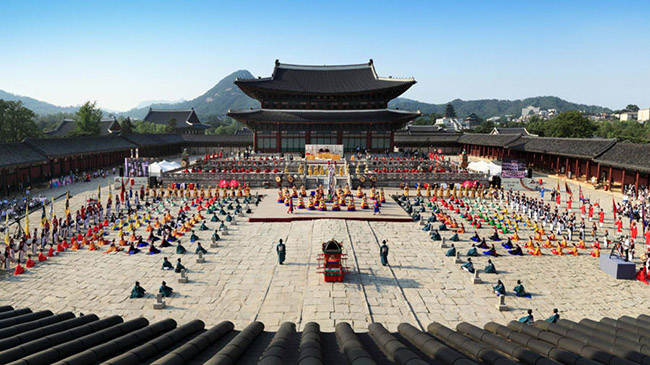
[
  {"x1": 467, "y1": 161, "x2": 502, "y2": 176},
  {"x1": 149, "y1": 160, "x2": 181, "y2": 177}
]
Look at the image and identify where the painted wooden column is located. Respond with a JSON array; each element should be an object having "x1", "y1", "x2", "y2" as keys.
[
  {"x1": 556, "y1": 156, "x2": 560, "y2": 174},
  {"x1": 276, "y1": 127, "x2": 282, "y2": 153},
  {"x1": 585, "y1": 160, "x2": 590, "y2": 180},
  {"x1": 596, "y1": 163, "x2": 601, "y2": 182},
  {"x1": 253, "y1": 130, "x2": 258, "y2": 152},
  {"x1": 635, "y1": 171, "x2": 640, "y2": 193},
  {"x1": 608, "y1": 167, "x2": 613, "y2": 186},
  {"x1": 575, "y1": 159, "x2": 579, "y2": 179},
  {"x1": 366, "y1": 130, "x2": 372, "y2": 151},
  {"x1": 621, "y1": 168, "x2": 626, "y2": 191}
]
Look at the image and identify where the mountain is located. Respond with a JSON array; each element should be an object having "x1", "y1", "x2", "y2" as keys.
[
  {"x1": 133, "y1": 99, "x2": 187, "y2": 109},
  {"x1": 388, "y1": 96, "x2": 612, "y2": 118},
  {"x1": 122, "y1": 70, "x2": 258, "y2": 119},
  {"x1": 0, "y1": 89, "x2": 78, "y2": 115}
]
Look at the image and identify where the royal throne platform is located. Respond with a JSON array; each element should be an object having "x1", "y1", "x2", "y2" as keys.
[{"x1": 599, "y1": 255, "x2": 636, "y2": 279}]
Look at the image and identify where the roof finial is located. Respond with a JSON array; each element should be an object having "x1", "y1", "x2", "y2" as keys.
[
  {"x1": 275, "y1": 59, "x2": 280, "y2": 66},
  {"x1": 369, "y1": 59, "x2": 373, "y2": 65}
]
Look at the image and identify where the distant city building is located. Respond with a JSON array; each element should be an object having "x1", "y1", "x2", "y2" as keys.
[
  {"x1": 521, "y1": 106, "x2": 540, "y2": 119},
  {"x1": 143, "y1": 108, "x2": 209, "y2": 134},
  {"x1": 46, "y1": 117, "x2": 121, "y2": 137},
  {"x1": 435, "y1": 117, "x2": 466, "y2": 132},
  {"x1": 637, "y1": 108, "x2": 650, "y2": 122},
  {"x1": 619, "y1": 111, "x2": 638, "y2": 121},
  {"x1": 519, "y1": 106, "x2": 558, "y2": 122}
]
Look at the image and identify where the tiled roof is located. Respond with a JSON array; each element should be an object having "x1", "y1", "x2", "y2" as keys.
[
  {"x1": 395, "y1": 133, "x2": 462, "y2": 146},
  {"x1": 23, "y1": 136, "x2": 135, "y2": 157},
  {"x1": 458, "y1": 133, "x2": 522, "y2": 147},
  {"x1": 507, "y1": 136, "x2": 617, "y2": 159},
  {"x1": 121, "y1": 134, "x2": 185, "y2": 147},
  {"x1": 235, "y1": 60, "x2": 416, "y2": 96},
  {"x1": 0, "y1": 306, "x2": 647, "y2": 365},
  {"x1": 0, "y1": 143, "x2": 46, "y2": 168},
  {"x1": 491, "y1": 127, "x2": 537, "y2": 136},
  {"x1": 143, "y1": 109, "x2": 202, "y2": 126},
  {"x1": 46, "y1": 118, "x2": 121, "y2": 137},
  {"x1": 594, "y1": 143, "x2": 650, "y2": 173},
  {"x1": 228, "y1": 108, "x2": 421, "y2": 124}
]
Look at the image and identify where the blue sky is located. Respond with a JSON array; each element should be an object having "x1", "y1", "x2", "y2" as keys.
[{"x1": 0, "y1": 0, "x2": 648, "y2": 111}]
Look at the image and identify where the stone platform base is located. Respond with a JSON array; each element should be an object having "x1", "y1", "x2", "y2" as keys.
[{"x1": 599, "y1": 255, "x2": 636, "y2": 279}]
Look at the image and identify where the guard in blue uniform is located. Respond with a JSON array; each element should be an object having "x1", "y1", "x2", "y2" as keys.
[
  {"x1": 380, "y1": 240, "x2": 389, "y2": 266},
  {"x1": 276, "y1": 239, "x2": 286, "y2": 265}
]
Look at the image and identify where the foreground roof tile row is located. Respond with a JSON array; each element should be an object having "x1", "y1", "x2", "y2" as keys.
[{"x1": 0, "y1": 305, "x2": 648, "y2": 364}]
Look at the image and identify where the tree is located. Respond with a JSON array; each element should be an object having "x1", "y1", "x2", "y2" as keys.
[
  {"x1": 0, "y1": 99, "x2": 40, "y2": 143},
  {"x1": 444, "y1": 103, "x2": 456, "y2": 119},
  {"x1": 120, "y1": 117, "x2": 134, "y2": 134},
  {"x1": 74, "y1": 101, "x2": 102, "y2": 136},
  {"x1": 166, "y1": 118, "x2": 177, "y2": 133},
  {"x1": 625, "y1": 104, "x2": 640, "y2": 112},
  {"x1": 472, "y1": 120, "x2": 494, "y2": 134},
  {"x1": 545, "y1": 110, "x2": 596, "y2": 138}
]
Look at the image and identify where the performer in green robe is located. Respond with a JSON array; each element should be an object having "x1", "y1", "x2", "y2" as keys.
[
  {"x1": 211, "y1": 214, "x2": 219, "y2": 222},
  {"x1": 493, "y1": 280, "x2": 506, "y2": 296},
  {"x1": 176, "y1": 242, "x2": 187, "y2": 254},
  {"x1": 546, "y1": 308, "x2": 560, "y2": 323},
  {"x1": 514, "y1": 280, "x2": 531, "y2": 298},
  {"x1": 175, "y1": 258, "x2": 187, "y2": 273},
  {"x1": 162, "y1": 257, "x2": 173, "y2": 270},
  {"x1": 199, "y1": 221, "x2": 209, "y2": 231},
  {"x1": 195, "y1": 242, "x2": 207, "y2": 255},
  {"x1": 460, "y1": 258, "x2": 475, "y2": 273},
  {"x1": 380, "y1": 240, "x2": 389, "y2": 266},
  {"x1": 276, "y1": 239, "x2": 286, "y2": 265},
  {"x1": 449, "y1": 233, "x2": 460, "y2": 241},
  {"x1": 211, "y1": 230, "x2": 220, "y2": 242},
  {"x1": 190, "y1": 231, "x2": 199, "y2": 243},
  {"x1": 484, "y1": 259, "x2": 497, "y2": 274},
  {"x1": 130, "y1": 281, "x2": 146, "y2": 298},
  {"x1": 519, "y1": 309, "x2": 534, "y2": 324},
  {"x1": 467, "y1": 244, "x2": 479, "y2": 257},
  {"x1": 431, "y1": 230, "x2": 441, "y2": 241},
  {"x1": 159, "y1": 281, "x2": 173, "y2": 297},
  {"x1": 445, "y1": 244, "x2": 456, "y2": 257}
]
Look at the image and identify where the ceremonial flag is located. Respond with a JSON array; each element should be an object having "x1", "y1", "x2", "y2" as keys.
[
  {"x1": 65, "y1": 191, "x2": 70, "y2": 216},
  {"x1": 108, "y1": 183, "x2": 113, "y2": 201},
  {"x1": 642, "y1": 203, "x2": 646, "y2": 233},
  {"x1": 24, "y1": 205, "x2": 29, "y2": 236},
  {"x1": 40, "y1": 205, "x2": 47, "y2": 227},
  {"x1": 49, "y1": 196, "x2": 54, "y2": 221},
  {"x1": 612, "y1": 196, "x2": 617, "y2": 220},
  {"x1": 564, "y1": 181, "x2": 572, "y2": 198},
  {"x1": 556, "y1": 178, "x2": 560, "y2": 191},
  {"x1": 4, "y1": 213, "x2": 9, "y2": 245},
  {"x1": 97, "y1": 184, "x2": 101, "y2": 201},
  {"x1": 579, "y1": 185, "x2": 584, "y2": 201}
]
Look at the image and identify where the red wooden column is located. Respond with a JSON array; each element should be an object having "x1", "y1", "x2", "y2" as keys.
[
  {"x1": 276, "y1": 127, "x2": 282, "y2": 153},
  {"x1": 389, "y1": 131, "x2": 394, "y2": 151},
  {"x1": 565, "y1": 157, "x2": 570, "y2": 176},
  {"x1": 556, "y1": 156, "x2": 560, "y2": 174},
  {"x1": 608, "y1": 167, "x2": 613, "y2": 186},
  {"x1": 635, "y1": 171, "x2": 640, "y2": 193},
  {"x1": 305, "y1": 130, "x2": 311, "y2": 145},
  {"x1": 585, "y1": 160, "x2": 590, "y2": 180},
  {"x1": 595, "y1": 163, "x2": 601, "y2": 181},
  {"x1": 253, "y1": 130, "x2": 258, "y2": 152},
  {"x1": 366, "y1": 130, "x2": 372, "y2": 151},
  {"x1": 621, "y1": 168, "x2": 626, "y2": 191}
]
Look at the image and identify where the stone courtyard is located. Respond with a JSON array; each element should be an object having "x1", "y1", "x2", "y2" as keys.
[{"x1": 2, "y1": 169, "x2": 649, "y2": 334}]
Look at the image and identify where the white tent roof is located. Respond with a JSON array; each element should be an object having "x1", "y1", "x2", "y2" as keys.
[
  {"x1": 467, "y1": 161, "x2": 502, "y2": 176},
  {"x1": 149, "y1": 160, "x2": 181, "y2": 176}
]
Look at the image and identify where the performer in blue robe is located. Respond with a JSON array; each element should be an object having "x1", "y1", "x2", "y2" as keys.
[
  {"x1": 471, "y1": 231, "x2": 481, "y2": 242},
  {"x1": 508, "y1": 244, "x2": 523, "y2": 256},
  {"x1": 477, "y1": 238, "x2": 489, "y2": 249},
  {"x1": 501, "y1": 238, "x2": 513, "y2": 249},
  {"x1": 483, "y1": 244, "x2": 498, "y2": 257}
]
